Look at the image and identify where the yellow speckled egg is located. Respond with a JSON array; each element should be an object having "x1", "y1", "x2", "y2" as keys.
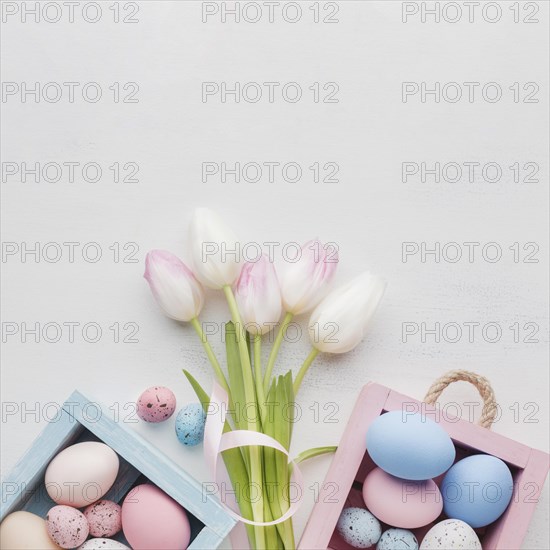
[{"x1": 0, "y1": 511, "x2": 62, "y2": 550}]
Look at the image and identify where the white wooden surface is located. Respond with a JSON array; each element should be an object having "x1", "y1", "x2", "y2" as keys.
[{"x1": 1, "y1": 2, "x2": 548, "y2": 548}]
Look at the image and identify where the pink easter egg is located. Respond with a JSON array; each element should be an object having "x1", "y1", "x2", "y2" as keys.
[
  {"x1": 122, "y1": 484, "x2": 191, "y2": 550},
  {"x1": 84, "y1": 500, "x2": 122, "y2": 537},
  {"x1": 362, "y1": 467, "x2": 442, "y2": 529},
  {"x1": 46, "y1": 505, "x2": 89, "y2": 549},
  {"x1": 137, "y1": 386, "x2": 177, "y2": 423}
]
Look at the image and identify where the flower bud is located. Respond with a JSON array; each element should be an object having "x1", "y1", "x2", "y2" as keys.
[
  {"x1": 144, "y1": 250, "x2": 204, "y2": 322},
  {"x1": 279, "y1": 239, "x2": 338, "y2": 315},
  {"x1": 189, "y1": 208, "x2": 241, "y2": 289},
  {"x1": 309, "y1": 272, "x2": 386, "y2": 353},
  {"x1": 234, "y1": 255, "x2": 282, "y2": 335}
]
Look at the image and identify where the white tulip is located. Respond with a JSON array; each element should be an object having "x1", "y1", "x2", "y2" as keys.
[
  {"x1": 189, "y1": 208, "x2": 241, "y2": 289},
  {"x1": 278, "y1": 239, "x2": 338, "y2": 315},
  {"x1": 234, "y1": 255, "x2": 282, "y2": 335},
  {"x1": 144, "y1": 250, "x2": 204, "y2": 322},
  {"x1": 309, "y1": 272, "x2": 386, "y2": 353}
]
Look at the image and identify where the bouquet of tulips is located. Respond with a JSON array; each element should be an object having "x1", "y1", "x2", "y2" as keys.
[{"x1": 144, "y1": 208, "x2": 386, "y2": 550}]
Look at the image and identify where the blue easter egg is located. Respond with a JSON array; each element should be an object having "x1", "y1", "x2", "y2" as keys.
[
  {"x1": 377, "y1": 528, "x2": 418, "y2": 550},
  {"x1": 366, "y1": 411, "x2": 455, "y2": 480},
  {"x1": 441, "y1": 454, "x2": 513, "y2": 528},
  {"x1": 336, "y1": 507, "x2": 381, "y2": 549},
  {"x1": 175, "y1": 403, "x2": 206, "y2": 447}
]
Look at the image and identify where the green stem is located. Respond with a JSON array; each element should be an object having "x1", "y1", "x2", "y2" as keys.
[
  {"x1": 222, "y1": 285, "x2": 265, "y2": 549},
  {"x1": 293, "y1": 347, "x2": 320, "y2": 395},
  {"x1": 190, "y1": 317, "x2": 230, "y2": 395},
  {"x1": 253, "y1": 334, "x2": 268, "y2": 425},
  {"x1": 263, "y1": 312, "x2": 293, "y2": 394}
]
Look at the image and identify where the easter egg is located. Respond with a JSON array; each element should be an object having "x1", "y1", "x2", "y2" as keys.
[
  {"x1": 46, "y1": 505, "x2": 89, "y2": 549},
  {"x1": 363, "y1": 467, "x2": 443, "y2": 529},
  {"x1": 336, "y1": 507, "x2": 381, "y2": 548},
  {"x1": 420, "y1": 519, "x2": 481, "y2": 549},
  {"x1": 78, "y1": 539, "x2": 131, "y2": 549},
  {"x1": 0, "y1": 511, "x2": 62, "y2": 550},
  {"x1": 366, "y1": 411, "x2": 455, "y2": 480},
  {"x1": 175, "y1": 403, "x2": 206, "y2": 446},
  {"x1": 45, "y1": 441, "x2": 119, "y2": 507},
  {"x1": 84, "y1": 500, "x2": 122, "y2": 537},
  {"x1": 122, "y1": 484, "x2": 191, "y2": 550},
  {"x1": 377, "y1": 528, "x2": 418, "y2": 550},
  {"x1": 137, "y1": 386, "x2": 177, "y2": 423},
  {"x1": 441, "y1": 454, "x2": 513, "y2": 528}
]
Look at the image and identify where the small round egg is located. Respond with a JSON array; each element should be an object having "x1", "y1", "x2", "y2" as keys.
[
  {"x1": 175, "y1": 403, "x2": 206, "y2": 446},
  {"x1": 46, "y1": 505, "x2": 89, "y2": 549},
  {"x1": 336, "y1": 507, "x2": 382, "y2": 549},
  {"x1": 84, "y1": 500, "x2": 122, "y2": 537},
  {"x1": 420, "y1": 519, "x2": 481, "y2": 549},
  {"x1": 78, "y1": 539, "x2": 130, "y2": 549},
  {"x1": 377, "y1": 528, "x2": 418, "y2": 550},
  {"x1": 137, "y1": 386, "x2": 177, "y2": 423}
]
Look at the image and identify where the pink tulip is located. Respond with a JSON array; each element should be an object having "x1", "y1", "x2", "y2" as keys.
[
  {"x1": 234, "y1": 255, "x2": 282, "y2": 335},
  {"x1": 144, "y1": 250, "x2": 204, "y2": 322},
  {"x1": 278, "y1": 239, "x2": 339, "y2": 315}
]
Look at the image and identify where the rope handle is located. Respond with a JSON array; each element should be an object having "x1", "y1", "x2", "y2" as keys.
[{"x1": 423, "y1": 370, "x2": 497, "y2": 429}]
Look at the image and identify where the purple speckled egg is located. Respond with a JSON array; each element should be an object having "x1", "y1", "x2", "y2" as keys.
[
  {"x1": 84, "y1": 500, "x2": 122, "y2": 537},
  {"x1": 137, "y1": 386, "x2": 177, "y2": 423},
  {"x1": 46, "y1": 505, "x2": 89, "y2": 549}
]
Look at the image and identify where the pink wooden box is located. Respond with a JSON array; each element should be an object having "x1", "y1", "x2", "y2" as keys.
[{"x1": 298, "y1": 382, "x2": 550, "y2": 550}]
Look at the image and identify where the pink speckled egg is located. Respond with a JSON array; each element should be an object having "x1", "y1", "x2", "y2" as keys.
[
  {"x1": 362, "y1": 468, "x2": 443, "y2": 529},
  {"x1": 137, "y1": 386, "x2": 177, "y2": 422},
  {"x1": 122, "y1": 484, "x2": 191, "y2": 550},
  {"x1": 84, "y1": 500, "x2": 122, "y2": 537},
  {"x1": 46, "y1": 505, "x2": 89, "y2": 549}
]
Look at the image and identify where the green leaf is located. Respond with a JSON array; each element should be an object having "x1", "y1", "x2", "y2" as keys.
[
  {"x1": 264, "y1": 376, "x2": 296, "y2": 549},
  {"x1": 294, "y1": 446, "x2": 338, "y2": 464},
  {"x1": 182, "y1": 369, "x2": 210, "y2": 408}
]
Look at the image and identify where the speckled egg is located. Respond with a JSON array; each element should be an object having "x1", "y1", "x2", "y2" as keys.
[
  {"x1": 78, "y1": 539, "x2": 130, "y2": 549},
  {"x1": 46, "y1": 505, "x2": 89, "y2": 549},
  {"x1": 137, "y1": 386, "x2": 177, "y2": 422},
  {"x1": 175, "y1": 403, "x2": 206, "y2": 446},
  {"x1": 84, "y1": 500, "x2": 122, "y2": 537},
  {"x1": 377, "y1": 528, "x2": 418, "y2": 550},
  {"x1": 420, "y1": 519, "x2": 482, "y2": 549},
  {"x1": 336, "y1": 507, "x2": 382, "y2": 549}
]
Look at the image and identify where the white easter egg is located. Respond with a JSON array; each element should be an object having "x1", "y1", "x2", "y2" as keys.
[
  {"x1": 78, "y1": 538, "x2": 130, "y2": 549},
  {"x1": 45, "y1": 442, "x2": 119, "y2": 507},
  {"x1": 420, "y1": 519, "x2": 482, "y2": 549}
]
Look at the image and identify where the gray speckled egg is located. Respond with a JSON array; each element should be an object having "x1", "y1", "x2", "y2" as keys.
[
  {"x1": 420, "y1": 519, "x2": 482, "y2": 549},
  {"x1": 78, "y1": 539, "x2": 130, "y2": 549},
  {"x1": 336, "y1": 507, "x2": 382, "y2": 549},
  {"x1": 46, "y1": 505, "x2": 89, "y2": 549},
  {"x1": 175, "y1": 403, "x2": 206, "y2": 446},
  {"x1": 377, "y1": 528, "x2": 418, "y2": 550}
]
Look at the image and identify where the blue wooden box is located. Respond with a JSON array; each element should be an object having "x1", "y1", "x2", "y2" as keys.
[{"x1": 0, "y1": 390, "x2": 236, "y2": 549}]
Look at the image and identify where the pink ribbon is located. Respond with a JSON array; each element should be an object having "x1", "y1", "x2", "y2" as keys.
[{"x1": 204, "y1": 383, "x2": 304, "y2": 547}]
